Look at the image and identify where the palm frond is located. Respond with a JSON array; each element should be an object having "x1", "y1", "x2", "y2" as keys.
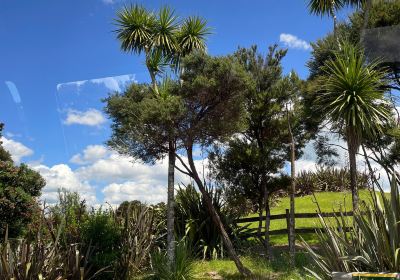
[
  {"x1": 114, "y1": 4, "x2": 156, "y2": 54},
  {"x1": 308, "y1": 0, "x2": 346, "y2": 17},
  {"x1": 177, "y1": 16, "x2": 211, "y2": 56},
  {"x1": 153, "y1": 6, "x2": 179, "y2": 55},
  {"x1": 315, "y1": 42, "x2": 392, "y2": 140}
]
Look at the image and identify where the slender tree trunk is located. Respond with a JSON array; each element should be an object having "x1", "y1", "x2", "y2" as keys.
[
  {"x1": 286, "y1": 108, "x2": 296, "y2": 266},
  {"x1": 145, "y1": 51, "x2": 159, "y2": 95},
  {"x1": 186, "y1": 144, "x2": 251, "y2": 277},
  {"x1": 166, "y1": 140, "x2": 176, "y2": 265},
  {"x1": 257, "y1": 186, "x2": 264, "y2": 243},
  {"x1": 264, "y1": 185, "x2": 272, "y2": 259},
  {"x1": 347, "y1": 139, "x2": 359, "y2": 212},
  {"x1": 333, "y1": 14, "x2": 337, "y2": 36},
  {"x1": 331, "y1": 1, "x2": 337, "y2": 38},
  {"x1": 289, "y1": 131, "x2": 296, "y2": 267}
]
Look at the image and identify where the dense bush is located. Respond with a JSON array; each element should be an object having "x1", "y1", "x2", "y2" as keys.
[
  {"x1": 113, "y1": 202, "x2": 159, "y2": 279},
  {"x1": 82, "y1": 209, "x2": 122, "y2": 279},
  {"x1": 49, "y1": 190, "x2": 88, "y2": 245},
  {"x1": 295, "y1": 167, "x2": 370, "y2": 196},
  {"x1": 175, "y1": 185, "x2": 236, "y2": 259},
  {"x1": 0, "y1": 155, "x2": 45, "y2": 237},
  {"x1": 0, "y1": 214, "x2": 104, "y2": 280}
]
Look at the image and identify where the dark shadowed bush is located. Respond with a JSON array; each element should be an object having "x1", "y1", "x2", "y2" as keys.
[{"x1": 175, "y1": 185, "x2": 236, "y2": 259}]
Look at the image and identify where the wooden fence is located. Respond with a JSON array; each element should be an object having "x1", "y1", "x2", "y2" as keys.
[{"x1": 235, "y1": 209, "x2": 355, "y2": 238}]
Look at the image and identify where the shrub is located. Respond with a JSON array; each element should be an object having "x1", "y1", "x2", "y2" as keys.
[
  {"x1": 49, "y1": 190, "x2": 88, "y2": 245},
  {"x1": 175, "y1": 185, "x2": 235, "y2": 259},
  {"x1": 82, "y1": 208, "x2": 122, "y2": 279},
  {"x1": 0, "y1": 162, "x2": 45, "y2": 237},
  {"x1": 150, "y1": 239, "x2": 195, "y2": 280},
  {"x1": 303, "y1": 176, "x2": 400, "y2": 279},
  {"x1": 113, "y1": 202, "x2": 158, "y2": 279},
  {"x1": 0, "y1": 215, "x2": 104, "y2": 280}
]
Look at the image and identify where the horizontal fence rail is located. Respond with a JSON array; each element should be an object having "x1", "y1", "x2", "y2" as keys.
[
  {"x1": 235, "y1": 211, "x2": 355, "y2": 224},
  {"x1": 235, "y1": 210, "x2": 356, "y2": 239},
  {"x1": 240, "y1": 227, "x2": 354, "y2": 238}
]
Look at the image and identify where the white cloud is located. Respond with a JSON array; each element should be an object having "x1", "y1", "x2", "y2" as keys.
[
  {"x1": 1, "y1": 137, "x2": 33, "y2": 163},
  {"x1": 32, "y1": 163, "x2": 97, "y2": 205},
  {"x1": 70, "y1": 145, "x2": 109, "y2": 165},
  {"x1": 279, "y1": 33, "x2": 311, "y2": 51},
  {"x1": 102, "y1": 0, "x2": 115, "y2": 4},
  {"x1": 63, "y1": 108, "x2": 106, "y2": 127}
]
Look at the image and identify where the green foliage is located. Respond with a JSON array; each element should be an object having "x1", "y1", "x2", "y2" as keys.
[
  {"x1": 114, "y1": 4, "x2": 210, "y2": 80},
  {"x1": 114, "y1": 202, "x2": 158, "y2": 279},
  {"x1": 82, "y1": 208, "x2": 122, "y2": 279},
  {"x1": 104, "y1": 82, "x2": 185, "y2": 164},
  {"x1": 209, "y1": 46, "x2": 289, "y2": 215},
  {"x1": 150, "y1": 240, "x2": 195, "y2": 280},
  {"x1": 175, "y1": 185, "x2": 235, "y2": 260},
  {"x1": 350, "y1": 0, "x2": 400, "y2": 29},
  {"x1": 303, "y1": 177, "x2": 400, "y2": 279},
  {"x1": 0, "y1": 123, "x2": 12, "y2": 162},
  {"x1": 295, "y1": 167, "x2": 370, "y2": 195},
  {"x1": 0, "y1": 210, "x2": 105, "y2": 280},
  {"x1": 0, "y1": 125, "x2": 45, "y2": 237},
  {"x1": 314, "y1": 42, "x2": 392, "y2": 142},
  {"x1": 177, "y1": 52, "x2": 251, "y2": 146},
  {"x1": 49, "y1": 190, "x2": 87, "y2": 245}
]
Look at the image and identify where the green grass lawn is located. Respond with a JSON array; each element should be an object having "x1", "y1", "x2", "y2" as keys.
[
  {"x1": 193, "y1": 250, "x2": 308, "y2": 279},
  {"x1": 239, "y1": 190, "x2": 375, "y2": 244}
]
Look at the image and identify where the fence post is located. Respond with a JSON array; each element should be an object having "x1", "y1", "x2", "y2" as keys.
[{"x1": 285, "y1": 208, "x2": 294, "y2": 258}]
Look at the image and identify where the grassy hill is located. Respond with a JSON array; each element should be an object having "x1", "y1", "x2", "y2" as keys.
[{"x1": 238, "y1": 190, "x2": 374, "y2": 244}]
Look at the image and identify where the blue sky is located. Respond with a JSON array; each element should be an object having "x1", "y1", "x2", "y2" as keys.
[{"x1": 0, "y1": 0, "x2": 356, "y2": 205}]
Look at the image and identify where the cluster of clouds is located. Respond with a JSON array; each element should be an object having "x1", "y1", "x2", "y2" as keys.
[{"x1": 1, "y1": 137, "x2": 204, "y2": 206}]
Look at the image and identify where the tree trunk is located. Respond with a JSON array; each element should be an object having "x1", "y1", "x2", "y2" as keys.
[
  {"x1": 145, "y1": 51, "x2": 159, "y2": 95},
  {"x1": 287, "y1": 109, "x2": 296, "y2": 267},
  {"x1": 331, "y1": 1, "x2": 337, "y2": 38},
  {"x1": 149, "y1": 70, "x2": 159, "y2": 95},
  {"x1": 347, "y1": 136, "x2": 359, "y2": 212},
  {"x1": 166, "y1": 140, "x2": 176, "y2": 265},
  {"x1": 289, "y1": 132, "x2": 296, "y2": 267},
  {"x1": 257, "y1": 186, "x2": 264, "y2": 243},
  {"x1": 264, "y1": 185, "x2": 272, "y2": 259},
  {"x1": 186, "y1": 144, "x2": 251, "y2": 277}
]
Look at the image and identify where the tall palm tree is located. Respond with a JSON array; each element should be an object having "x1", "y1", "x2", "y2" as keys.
[
  {"x1": 307, "y1": 0, "x2": 365, "y2": 36},
  {"x1": 115, "y1": 5, "x2": 210, "y2": 264},
  {"x1": 314, "y1": 42, "x2": 392, "y2": 210}
]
